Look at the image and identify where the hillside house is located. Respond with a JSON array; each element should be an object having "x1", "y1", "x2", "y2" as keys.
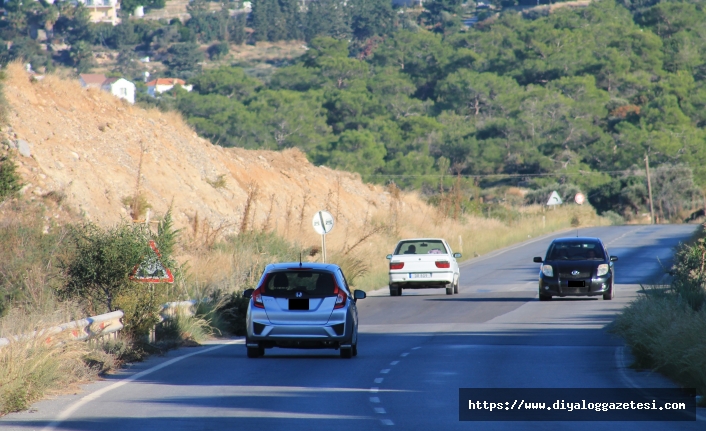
[
  {"x1": 79, "y1": 73, "x2": 108, "y2": 89},
  {"x1": 79, "y1": 73, "x2": 135, "y2": 104},
  {"x1": 76, "y1": 0, "x2": 121, "y2": 26},
  {"x1": 102, "y1": 77, "x2": 136, "y2": 104},
  {"x1": 146, "y1": 78, "x2": 193, "y2": 97}
]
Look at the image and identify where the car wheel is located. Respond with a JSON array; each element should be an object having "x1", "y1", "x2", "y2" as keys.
[
  {"x1": 603, "y1": 283, "x2": 614, "y2": 300},
  {"x1": 539, "y1": 293, "x2": 552, "y2": 301},
  {"x1": 247, "y1": 346, "x2": 263, "y2": 358},
  {"x1": 389, "y1": 285, "x2": 400, "y2": 296},
  {"x1": 352, "y1": 342, "x2": 358, "y2": 357},
  {"x1": 453, "y1": 281, "x2": 459, "y2": 294},
  {"x1": 446, "y1": 284, "x2": 453, "y2": 295}
]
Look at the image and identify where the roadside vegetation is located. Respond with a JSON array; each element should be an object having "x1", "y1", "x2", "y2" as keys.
[{"x1": 613, "y1": 225, "x2": 706, "y2": 404}]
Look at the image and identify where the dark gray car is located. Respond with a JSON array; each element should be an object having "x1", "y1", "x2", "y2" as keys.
[
  {"x1": 243, "y1": 262, "x2": 366, "y2": 358},
  {"x1": 534, "y1": 237, "x2": 618, "y2": 301}
]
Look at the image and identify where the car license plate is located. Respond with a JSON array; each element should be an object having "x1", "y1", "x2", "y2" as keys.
[
  {"x1": 567, "y1": 280, "x2": 585, "y2": 288},
  {"x1": 409, "y1": 273, "x2": 432, "y2": 279},
  {"x1": 289, "y1": 298, "x2": 309, "y2": 310}
]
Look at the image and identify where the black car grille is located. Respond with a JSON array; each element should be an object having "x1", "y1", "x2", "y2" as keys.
[{"x1": 559, "y1": 271, "x2": 591, "y2": 279}]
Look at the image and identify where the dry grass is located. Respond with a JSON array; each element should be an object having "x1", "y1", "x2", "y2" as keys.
[
  {"x1": 183, "y1": 201, "x2": 607, "y2": 292},
  {"x1": 613, "y1": 294, "x2": 706, "y2": 398},
  {"x1": 0, "y1": 303, "x2": 97, "y2": 416}
]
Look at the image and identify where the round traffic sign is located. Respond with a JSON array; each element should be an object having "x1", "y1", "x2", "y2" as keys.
[
  {"x1": 575, "y1": 193, "x2": 585, "y2": 205},
  {"x1": 312, "y1": 210, "x2": 334, "y2": 235}
]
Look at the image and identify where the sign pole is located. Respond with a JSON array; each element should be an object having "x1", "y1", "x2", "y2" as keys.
[{"x1": 322, "y1": 233, "x2": 326, "y2": 263}]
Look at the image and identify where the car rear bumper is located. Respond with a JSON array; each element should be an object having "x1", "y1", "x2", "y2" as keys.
[
  {"x1": 389, "y1": 271, "x2": 454, "y2": 286},
  {"x1": 246, "y1": 307, "x2": 353, "y2": 349},
  {"x1": 539, "y1": 274, "x2": 612, "y2": 297}
]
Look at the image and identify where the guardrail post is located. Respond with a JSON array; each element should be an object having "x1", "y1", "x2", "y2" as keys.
[{"x1": 149, "y1": 325, "x2": 156, "y2": 343}]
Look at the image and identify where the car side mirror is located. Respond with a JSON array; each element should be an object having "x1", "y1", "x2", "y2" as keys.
[
  {"x1": 243, "y1": 288, "x2": 254, "y2": 298},
  {"x1": 386, "y1": 254, "x2": 392, "y2": 260},
  {"x1": 453, "y1": 252, "x2": 462, "y2": 258},
  {"x1": 533, "y1": 257, "x2": 543, "y2": 263},
  {"x1": 353, "y1": 290, "x2": 366, "y2": 300},
  {"x1": 610, "y1": 256, "x2": 618, "y2": 262}
]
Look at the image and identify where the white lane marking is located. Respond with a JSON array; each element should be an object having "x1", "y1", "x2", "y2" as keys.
[
  {"x1": 370, "y1": 397, "x2": 380, "y2": 403},
  {"x1": 42, "y1": 339, "x2": 243, "y2": 431},
  {"x1": 370, "y1": 387, "x2": 379, "y2": 393},
  {"x1": 380, "y1": 369, "x2": 390, "y2": 374},
  {"x1": 374, "y1": 378, "x2": 384, "y2": 384},
  {"x1": 615, "y1": 346, "x2": 706, "y2": 421},
  {"x1": 606, "y1": 227, "x2": 641, "y2": 246},
  {"x1": 374, "y1": 407, "x2": 386, "y2": 414},
  {"x1": 390, "y1": 361, "x2": 399, "y2": 366},
  {"x1": 400, "y1": 352, "x2": 409, "y2": 357},
  {"x1": 412, "y1": 346, "x2": 421, "y2": 350},
  {"x1": 381, "y1": 419, "x2": 395, "y2": 425}
]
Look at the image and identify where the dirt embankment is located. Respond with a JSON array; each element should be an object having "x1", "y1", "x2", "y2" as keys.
[{"x1": 2, "y1": 63, "x2": 428, "y2": 246}]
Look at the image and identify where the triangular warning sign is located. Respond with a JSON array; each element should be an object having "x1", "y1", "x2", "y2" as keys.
[
  {"x1": 130, "y1": 240, "x2": 174, "y2": 283},
  {"x1": 546, "y1": 191, "x2": 563, "y2": 206}
]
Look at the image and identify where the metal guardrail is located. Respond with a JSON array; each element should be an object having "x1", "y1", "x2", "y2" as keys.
[
  {"x1": 0, "y1": 300, "x2": 199, "y2": 347},
  {"x1": 0, "y1": 310, "x2": 124, "y2": 347}
]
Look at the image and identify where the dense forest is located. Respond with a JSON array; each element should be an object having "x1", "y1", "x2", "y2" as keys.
[
  {"x1": 1, "y1": 0, "x2": 706, "y2": 222},
  {"x1": 174, "y1": 0, "x2": 706, "y2": 222}
]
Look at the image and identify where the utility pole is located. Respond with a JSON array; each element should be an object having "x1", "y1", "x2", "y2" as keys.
[{"x1": 645, "y1": 154, "x2": 655, "y2": 224}]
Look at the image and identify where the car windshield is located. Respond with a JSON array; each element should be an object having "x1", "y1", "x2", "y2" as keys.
[
  {"x1": 394, "y1": 240, "x2": 448, "y2": 255},
  {"x1": 262, "y1": 270, "x2": 336, "y2": 298},
  {"x1": 547, "y1": 242, "x2": 605, "y2": 261}
]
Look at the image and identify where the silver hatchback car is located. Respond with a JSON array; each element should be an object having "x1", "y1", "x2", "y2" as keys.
[{"x1": 243, "y1": 262, "x2": 367, "y2": 359}]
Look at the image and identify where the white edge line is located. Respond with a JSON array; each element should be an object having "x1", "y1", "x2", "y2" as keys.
[
  {"x1": 42, "y1": 339, "x2": 243, "y2": 431},
  {"x1": 615, "y1": 346, "x2": 706, "y2": 421}
]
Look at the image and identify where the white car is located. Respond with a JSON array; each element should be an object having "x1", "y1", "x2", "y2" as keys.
[{"x1": 386, "y1": 238, "x2": 462, "y2": 296}]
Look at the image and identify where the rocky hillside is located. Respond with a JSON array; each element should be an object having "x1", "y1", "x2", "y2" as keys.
[{"x1": 2, "y1": 63, "x2": 429, "y2": 248}]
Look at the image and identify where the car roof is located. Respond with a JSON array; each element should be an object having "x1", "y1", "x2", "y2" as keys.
[
  {"x1": 396, "y1": 238, "x2": 447, "y2": 242},
  {"x1": 551, "y1": 237, "x2": 603, "y2": 244},
  {"x1": 265, "y1": 262, "x2": 341, "y2": 272}
]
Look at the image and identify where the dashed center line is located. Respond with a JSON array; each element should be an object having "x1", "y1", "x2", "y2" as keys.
[{"x1": 369, "y1": 348, "x2": 421, "y2": 426}]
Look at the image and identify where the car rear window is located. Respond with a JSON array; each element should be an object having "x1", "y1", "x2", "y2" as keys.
[
  {"x1": 262, "y1": 271, "x2": 336, "y2": 298},
  {"x1": 547, "y1": 242, "x2": 605, "y2": 260},
  {"x1": 394, "y1": 240, "x2": 448, "y2": 255}
]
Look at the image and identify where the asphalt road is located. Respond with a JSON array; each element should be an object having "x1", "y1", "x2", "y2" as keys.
[{"x1": 2, "y1": 224, "x2": 703, "y2": 431}]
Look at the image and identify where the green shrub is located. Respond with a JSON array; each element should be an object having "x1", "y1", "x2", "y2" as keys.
[{"x1": 0, "y1": 154, "x2": 21, "y2": 201}]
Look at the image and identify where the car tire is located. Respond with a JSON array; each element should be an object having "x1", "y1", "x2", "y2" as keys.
[
  {"x1": 453, "y1": 280, "x2": 459, "y2": 294},
  {"x1": 340, "y1": 347, "x2": 353, "y2": 358},
  {"x1": 539, "y1": 293, "x2": 552, "y2": 301},
  {"x1": 247, "y1": 346, "x2": 263, "y2": 358},
  {"x1": 603, "y1": 283, "x2": 614, "y2": 300},
  {"x1": 446, "y1": 284, "x2": 453, "y2": 295},
  {"x1": 389, "y1": 285, "x2": 400, "y2": 296}
]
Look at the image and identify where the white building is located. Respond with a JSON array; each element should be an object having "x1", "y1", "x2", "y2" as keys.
[
  {"x1": 76, "y1": 0, "x2": 121, "y2": 26},
  {"x1": 146, "y1": 78, "x2": 193, "y2": 97},
  {"x1": 102, "y1": 77, "x2": 136, "y2": 104}
]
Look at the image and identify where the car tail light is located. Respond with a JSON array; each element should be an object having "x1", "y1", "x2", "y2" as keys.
[
  {"x1": 435, "y1": 261, "x2": 450, "y2": 268},
  {"x1": 390, "y1": 262, "x2": 404, "y2": 270},
  {"x1": 252, "y1": 287, "x2": 265, "y2": 309},
  {"x1": 333, "y1": 285, "x2": 347, "y2": 309}
]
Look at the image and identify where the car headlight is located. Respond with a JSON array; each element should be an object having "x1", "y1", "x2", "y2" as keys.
[
  {"x1": 597, "y1": 264, "x2": 609, "y2": 277},
  {"x1": 541, "y1": 264, "x2": 554, "y2": 277}
]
